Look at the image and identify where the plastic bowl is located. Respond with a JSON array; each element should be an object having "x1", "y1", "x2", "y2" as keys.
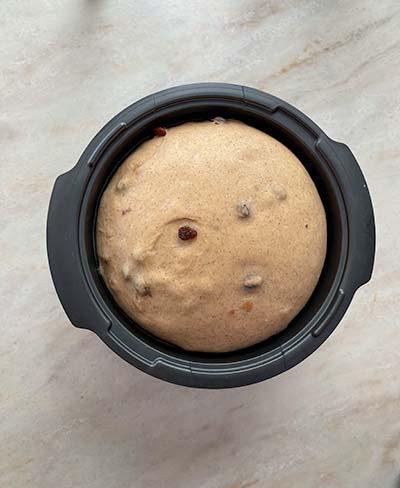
[{"x1": 47, "y1": 83, "x2": 375, "y2": 388}]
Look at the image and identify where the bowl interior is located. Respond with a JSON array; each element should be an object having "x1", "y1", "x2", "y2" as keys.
[{"x1": 82, "y1": 103, "x2": 345, "y2": 363}]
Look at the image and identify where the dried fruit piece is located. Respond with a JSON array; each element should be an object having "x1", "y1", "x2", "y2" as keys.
[
  {"x1": 153, "y1": 126, "x2": 167, "y2": 137},
  {"x1": 116, "y1": 176, "x2": 129, "y2": 192},
  {"x1": 132, "y1": 246, "x2": 146, "y2": 263},
  {"x1": 133, "y1": 278, "x2": 152, "y2": 297},
  {"x1": 240, "y1": 301, "x2": 253, "y2": 312},
  {"x1": 142, "y1": 286, "x2": 152, "y2": 297},
  {"x1": 178, "y1": 226, "x2": 198, "y2": 241},
  {"x1": 122, "y1": 262, "x2": 131, "y2": 280},
  {"x1": 211, "y1": 116, "x2": 227, "y2": 125},
  {"x1": 268, "y1": 181, "x2": 287, "y2": 200},
  {"x1": 243, "y1": 274, "x2": 263, "y2": 288},
  {"x1": 237, "y1": 201, "x2": 250, "y2": 218}
]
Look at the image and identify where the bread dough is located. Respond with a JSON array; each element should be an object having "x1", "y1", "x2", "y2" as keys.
[{"x1": 96, "y1": 119, "x2": 327, "y2": 352}]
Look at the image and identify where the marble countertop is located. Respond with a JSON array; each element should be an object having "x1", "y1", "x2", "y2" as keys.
[{"x1": 1, "y1": 1, "x2": 399, "y2": 487}]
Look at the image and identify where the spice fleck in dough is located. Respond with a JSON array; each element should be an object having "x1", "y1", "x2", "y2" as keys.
[{"x1": 96, "y1": 120, "x2": 327, "y2": 352}]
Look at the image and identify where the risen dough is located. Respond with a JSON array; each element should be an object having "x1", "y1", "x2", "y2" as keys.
[{"x1": 96, "y1": 120, "x2": 327, "y2": 352}]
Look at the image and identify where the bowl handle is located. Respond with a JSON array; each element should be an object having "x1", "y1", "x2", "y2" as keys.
[
  {"x1": 319, "y1": 138, "x2": 375, "y2": 289},
  {"x1": 46, "y1": 167, "x2": 111, "y2": 336}
]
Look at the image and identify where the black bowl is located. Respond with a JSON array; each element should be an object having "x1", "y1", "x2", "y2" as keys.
[{"x1": 47, "y1": 83, "x2": 375, "y2": 388}]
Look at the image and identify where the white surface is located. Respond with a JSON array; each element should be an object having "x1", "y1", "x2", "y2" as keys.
[{"x1": 1, "y1": 1, "x2": 399, "y2": 487}]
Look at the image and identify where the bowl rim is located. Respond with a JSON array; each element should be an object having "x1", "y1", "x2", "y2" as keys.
[{"x1": 47, "y1": 83, "x2": 375, "y2": 388}]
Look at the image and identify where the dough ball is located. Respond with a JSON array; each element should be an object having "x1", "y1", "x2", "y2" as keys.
[{"x1": 96, "y1": 120, "x2": 327, "y2": 352}]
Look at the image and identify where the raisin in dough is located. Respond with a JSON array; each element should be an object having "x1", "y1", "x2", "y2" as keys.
[{"x1": 96, "y1": 120, "x2": 327, "y2": 352}]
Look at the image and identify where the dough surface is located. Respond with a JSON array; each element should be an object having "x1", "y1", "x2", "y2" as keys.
[{"x1": 96, "y1": 120, "x2": 327, "y2": 352}]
